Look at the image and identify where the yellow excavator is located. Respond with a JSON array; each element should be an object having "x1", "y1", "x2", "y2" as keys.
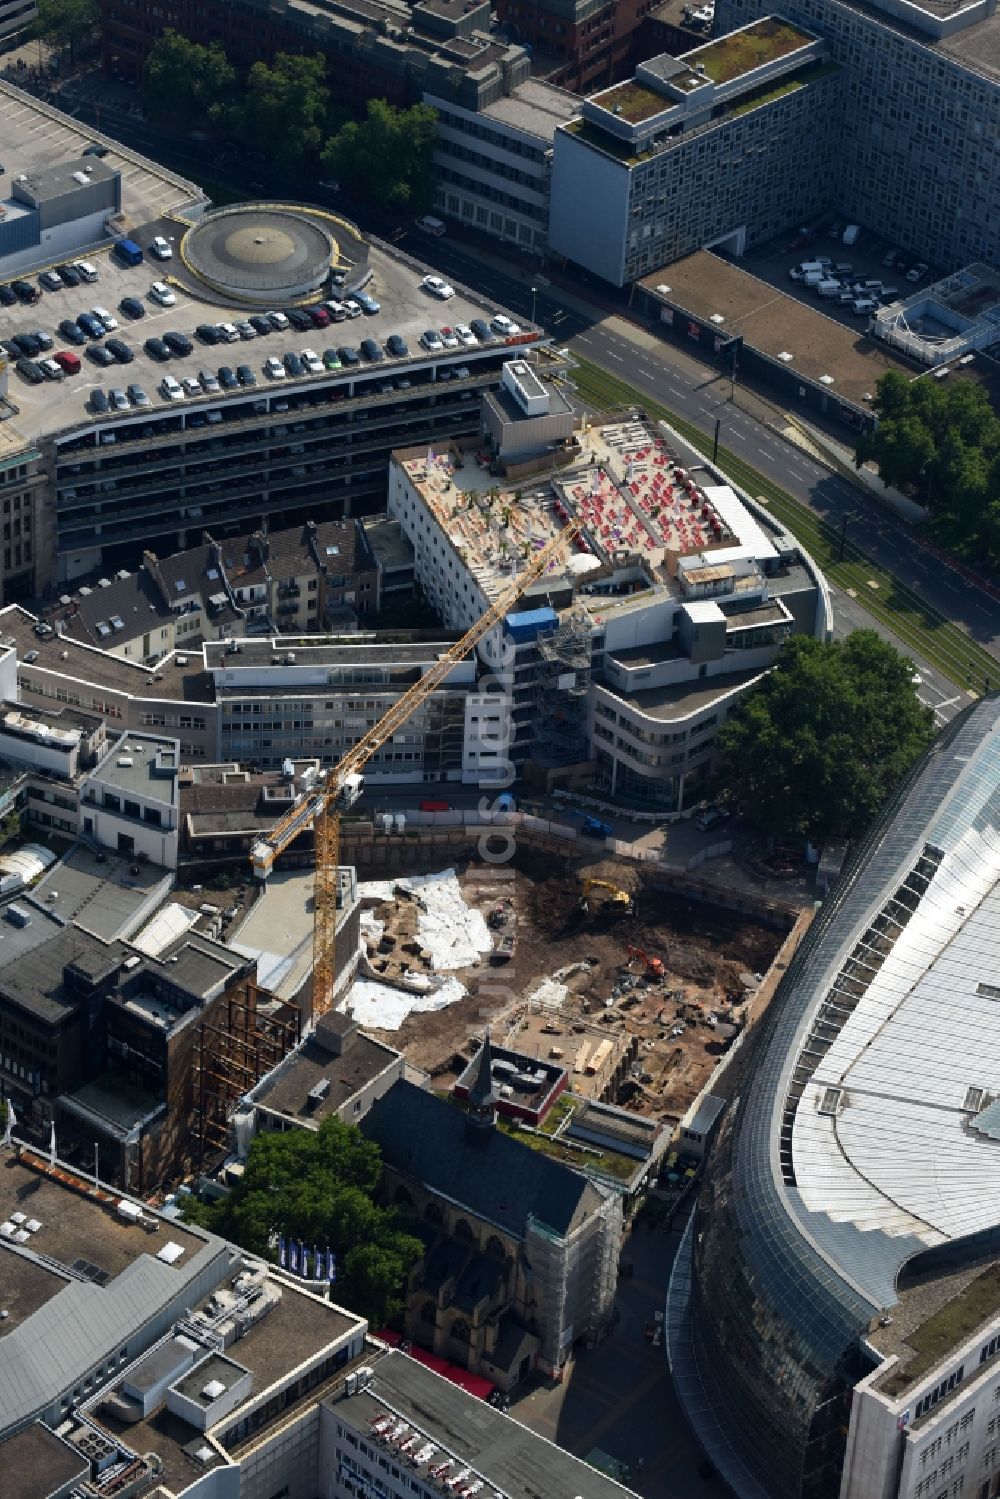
[
  {"x1": 250, "y1": 517, "x2": 581, "y2": 1017},
  {"x1": 579, "y1": 877, "x2": 634, "y2": 916}
]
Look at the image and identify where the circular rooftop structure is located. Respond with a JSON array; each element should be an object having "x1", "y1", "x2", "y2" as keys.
[{"x1": 182, "y1": 204, "x2": 336, "y2": 304}]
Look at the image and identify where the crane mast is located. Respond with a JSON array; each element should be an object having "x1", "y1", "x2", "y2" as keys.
[{"x1": 250, "y1": 516, "x2": 582, "y2": 1017}]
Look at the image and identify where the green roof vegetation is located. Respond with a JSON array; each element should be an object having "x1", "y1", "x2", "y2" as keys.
[
  {"x1": 563, "y1": 117, "x2": 652, "y2": 165},
  {"x1": 686, "y1": 16, "x2": 812, "y2": 83},
  {"x1": 728, "y1": 75, "x2": 804, "y2": 117},
  {"x1": 590, "y1": 79, "x2": 669, "y2": 122},
  {"x1": 497, "y1": 1102, "x2": 640, "y2": 1184},
  {"x1": 881, "y1": 1263, "x2": 1000, "y2": 1396}
]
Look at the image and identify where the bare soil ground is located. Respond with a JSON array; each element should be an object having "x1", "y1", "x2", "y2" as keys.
[{"x1": 362, "y1": 852, "x2": 782, "y2": 1119}]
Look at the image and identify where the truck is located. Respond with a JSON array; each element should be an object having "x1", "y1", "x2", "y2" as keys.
[
  {"x1": 842, "y1": 223, "x2": 861, "y2": 246},
  {"x1": 803, "y1": 270, "x2": 826, "y2": 288},
  {"x1": 815, "y1": 278, "x2": 841, "y2": 298},
  {"x1": 112, "y1": 238, "x2": 144, "y2": 268}
]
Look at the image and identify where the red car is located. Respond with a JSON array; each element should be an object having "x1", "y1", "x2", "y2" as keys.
[{"x1": 309, "y1": 306, "x2": 331, "y2": 328}]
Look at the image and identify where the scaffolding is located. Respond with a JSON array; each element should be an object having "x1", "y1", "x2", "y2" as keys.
[
  {"x1": 524, "y1": 1189, "x2": 622, "y2": 1369},
  {"x1": 192, "y1": 979, "x2": 301, "y2": 1169},
  {"x1": 531, "y1": 610, "x2": 593, "y2": 768}
]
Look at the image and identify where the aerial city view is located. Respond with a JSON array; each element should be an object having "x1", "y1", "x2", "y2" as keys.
[{"x1": 0, "y1": 0, "x2": 999, "y2": 1492}]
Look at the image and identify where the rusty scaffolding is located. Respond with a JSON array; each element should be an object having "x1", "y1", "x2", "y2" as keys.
[{"x1": 193, "y1": 979, "x2": 301, "y2": 1169}]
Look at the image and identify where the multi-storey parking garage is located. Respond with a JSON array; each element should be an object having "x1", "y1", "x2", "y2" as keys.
[{"x1": 0, "y1": 174, "x2": 543, "y2": 587}]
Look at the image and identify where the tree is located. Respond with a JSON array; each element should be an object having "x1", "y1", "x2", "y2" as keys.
[
  {"x1": 242, "y1": 53, "x2": 329, "y2": 174},
  {"x1": 856, "y1": 372, "x2": 1000, "y2": 564},
  {"x1": 186, "y1": 1114, "x2": 421, "y2": 1328},
  {"x1": 28, "y1": 0, "x2": 99, "y2": 64},
  {"x1": 324, "y1": 100, "x2": 438, "y2": 213},
  {"x1": 143, "y1": 32, "x2": 237, "y2": 126},
  {"x1": 712, "y1": 631, "x2": 936, "y2": 844}
]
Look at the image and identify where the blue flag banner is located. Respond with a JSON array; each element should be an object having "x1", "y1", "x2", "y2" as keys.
[
  {"x1": 302, "y1": 1244, "x2": 311, "y2": 1278},
  {"x1": 327, "y1": 1247, "x2": 337, "y2": 1283},
  {"x1": 279, "y1": 1236, "x2": 287, "y2": 1269},
  {"x1": 290, "y1": 1240, "x2": 299, "y2": 1273},
  {"x1": 314, "y1": 1245, "x2": 324, "y2": 1281}
]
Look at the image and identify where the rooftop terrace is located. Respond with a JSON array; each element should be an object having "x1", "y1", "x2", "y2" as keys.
[{"x1": 684, "y1": 15, "x2": 813, "y2": 82}]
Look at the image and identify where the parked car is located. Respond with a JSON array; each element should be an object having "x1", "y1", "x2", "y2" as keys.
[
  {"x1": 469, "y1": 318, "x2": 493, "y2": 342},
  {"x1": 264, "y1": 355, "x2": 286, "y2": 379},
  {"x1": 301, "y1": 348, "x2": 324, "y2": 374},
  {"x1": 218, "y1": 365, "x2": 238, "y2": 390},
  {"x1": 82, "y1": 142, "x2": 109, "y2": 158},
  {"x1": 695, "y1": 805, "x2": 731, "y2": 833},
  {"x1": 322, "y1": 348, "x2": 342, "y2": 369},
  {"x1": 39, "y1": 357, "x2": 65, "y2": 381},
  {"x1": 907, "y1": 261, "x2": 930, "y2": 283},
  {"x1": 385, "y1": 333, "x2": 409, "y2": 357},
  {"x1": 149, "y1": 235, "x2": 172, "y2": 260},
  {"x1": 159, "y1": 374, "x2": 183, "y2": 401},
  {"x1": 236, "y1": 363, "x2": 257, "y2": 386},
  {"x1": 421, "y1": 275, "x2": 455, "y2": 300},
  {"x1": 163, "y1": 330, "x2": 192, "y2": 355},
  {"x1": 12, "y1": 279, "x2": 39, "y2": 304},
  {"x1": 58, "y1": 318, "x2": 86, "y2": 346},
  {"x1": 439, "y1": 327, "x2": 459, "y2": 348},
  {"x1": 119, "y1": 295, "x2": 145, "y2": 320},
  {"x1": 217, "y1": 322, "x2": 239, "y2": 342},
  {"x1": 454, "y1": 323, "x2": 477, "y2": 347},
  {"x1": 309, "y1": 306, "x2": 330, "y2": 329},
  {"x1": 53, "y1": 350, "x2": 81, "y2": 374},
  {"x1": 420, "y1": 329, "x2": 444, "y2": 352},
  {"x1": 581, "y1": 816, "x2": 612, "y2": 838},
  {"x1": 356, "y1": 291, "x2": 380, "y2": 314},
  {"x1": 149, "y1": 281, "x2": 176, "y2": 307},
  {"x1": 181, "y1": 376, "x2": 202, "y2": 397},
  {"x1": 284, "y1": 351, "x2": 305, "y2": 377},
  {"x1": 360, "y1": 338, "x2": 384, "y2": 362},
  {"x1": 57, "y1": 263, "x2": 82, "y2": 287},
  {"x1": 249, "y1": 314, "x2": 272, "y2": 335},
  {"x1": 286, "y1": 309, "x2": 312, "y2": 332},
  {"x1": 199, "y1": 369, "x2": 221, "y2": 393},
  {"x1": 16, "y1": 356, "x2": 43, "y2": 383},
  {"x1": 196, "y1": 323, "x2": 221, "y2": 345},
  {"x1": 267, "y1": 311, "x2": 289, "y2": 330},
  {"x1": 0, "y1": 284, "x2": 16, "y2": 306},
  {"x1": 235, "y1": 320, "x2": 257, "y2": 340},
  {"x1": 92, "y1": 306, "x2": 118, "y2": 331},
  {"x1": 127, "y1": 383, "x2": 151, "y2": 407},
  {"x1": 89, "y1": 387, "x2": 110, "y2": 413},
  {"x1": 145, "y1": 336, "x2": 170, "y2": 361},
  {"x1": 337, "y1": 345, "x2": 359, "y2": 366},
  {"x1": 882, "y1": 247, "x2": 900, "y2": 267},
  {"x1": 87, "y1": 344, "x2": 115, "y2": 367},
  {"x1": 106, "y1": 337, "x2": 134, "y2": 363},
  {"x1": 12, "y1": 332, "x2": 41, "y2": 357},
  {"x1": 77, "y1": 312, "x2": 105, "y2": 339},
  {"x1": 39, "y1": 269, "x2": 63, "y2": 292}
]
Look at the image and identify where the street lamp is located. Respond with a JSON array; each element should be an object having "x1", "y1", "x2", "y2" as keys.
[{"x1": 530, "y1": 285, "x2": 537, "y2": 326}]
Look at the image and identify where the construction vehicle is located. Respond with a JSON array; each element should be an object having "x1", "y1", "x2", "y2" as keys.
[
  {"x1": 579, "y1": 877, "x2": 633, "y2": 915},
  {"x1": 249, "y1": 518, "x2": 581, "y2": 1016},
  {"x1": 628, "y1": 945, "x2": 666, "y2": 980},
  {"x1": 488, "y1": 902, "x2": 510, "y2": 928}
]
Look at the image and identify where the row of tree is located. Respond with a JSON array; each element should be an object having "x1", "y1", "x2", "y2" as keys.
[
  {"x1": 856, "y1": 372, "x2": 1000, "y2": 566},
  {"x1": 185, "y1": 1115, "x2": 421, "y2": 1329},
  {"x1": 143, "y1": 33, "x2": 438, "y2": 209},
  {"x1": 713, "y1": 631, "x2": 936, "y2": 844}
]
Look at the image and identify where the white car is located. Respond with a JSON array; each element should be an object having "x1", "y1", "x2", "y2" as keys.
[
  {"x1": 182, "y1": 376, "x2": 202, "y2": 397},
  {"x1": 439, "y1": 326, "x2": 460, "y2": 349},
  {"x1": 150, "y1": 235, "x2": 172, "y2": 261},
  {"x1": 301, "y1": 348, "x2": 324, "y2": 374},
  {"x1": 93, "y1": 306, "x2": 118, "y2": 331},
  {"x1": 150, "y1": 281, "x2": 175, "y2": 307},
  {"x1": 454, "y1": 323, "x2": 477, "y2": 347},
  {"x1": 491, "y1": 313, "x2": 520, "y2": 335},
  {"x1": 421, "y1": 274, "x2": 455, "y2": 300},
  {"x1": 264, "y1": 356, "x2": 286, "y2": 379},
  {"x1": 217, "y1": 321, "x2": 239, "y2": 343},
  {"x1": 159, "y1": 374, "x2": 182, "y2": 400}
]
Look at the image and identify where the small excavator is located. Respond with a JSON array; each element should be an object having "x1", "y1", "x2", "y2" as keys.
[
  {"x1": 627, "y1": 944, "x2": 666, "y2": 980},
  {"x1": 579, "y1": 877, "x2": 634, "y2": 916}
]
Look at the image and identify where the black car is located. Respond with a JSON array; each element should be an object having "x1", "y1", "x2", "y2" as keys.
[
  {"x1": 218, "y1": 365, "x2": 238, "y2": 390},
  {"x1": 338, "y1": 345, "x2": 360, "y2": 367},
  {"x1": 119, "y1": 296, "x2": 145, "y2": 320},
  {"x1": 106, "y1": 337, "x2": 135, "y2": 363},
  {"x1": 248, "y1": 314, "x2": 272, "y2": 336},
  {"x1": 236, "y1": 364, "x2": 257, "y2": 387},
  {"x1": 57, "y1": 263, "x2": 82, "y2": 287},
  {"x1": 359, "y1": 338, "x2": 384, "y2": 363},
  {"x1": 163, "y1": 330, "x2": 192, "y2": 356},
  {"x1": 82, "y1": 143, "x2": 109, "y2": 158},
  {"x1": 196, "y1": 323, "x2": 221, "y2": 345},
  {"x1": 15, "y1": 356, "x2": 44, "y2": 384},
  {"x1": 469, "y1": 318, "x2": 493, "y2": 342},
  {"x1": 12, "y1": 279, "x2": 39, "y2": 304},
  {"x1": 59, "y1": 318, "x2": 87, "y2": 346},
  {"x1": 89, "y1": 388, "x2": 109, "y2": 414},
  {"x1": 13, "y1": 332, "x2": 42, "y2": 357},
  {"x1": 286, "y1": 308, "x2": 312, "y2": 332},
  {"x1": 0, "y1": 284, "x2": 16, "y2": 306},
  {"x1": 77, "y1": 312, "x2": 105, "y2": 339},
  {"x1": 385, "y1": 333, "x2": 409, "y2": 357},
  {"x1": 87, "y1": 345, "x2": 115, "y2": 367},
  {"x1": 284, "y1": 351, "x2": 305, "y2": 377},
  {"x1": 31, "y1": 329, "x2": 53, "y2": 352},
  {"x1": 145, "y1": 336, "x2": 170, "y2": 361}
]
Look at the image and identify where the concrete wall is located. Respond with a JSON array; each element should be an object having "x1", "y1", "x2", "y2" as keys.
[{"x1": 548, "y1": 135, "x2": 630, "y2": 284}]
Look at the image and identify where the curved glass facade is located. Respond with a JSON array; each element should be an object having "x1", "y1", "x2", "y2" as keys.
[{"x1": 676, "y1": 697, "x2": 1000, "y2": 1499}]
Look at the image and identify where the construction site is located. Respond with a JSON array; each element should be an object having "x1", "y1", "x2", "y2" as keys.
[{"x1": 353, "y1": 850, "x2": 786, "y2": 1127}]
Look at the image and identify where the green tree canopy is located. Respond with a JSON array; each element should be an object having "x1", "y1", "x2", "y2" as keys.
[
  {"x1": 712, "y1": 631, "x2": 936, "y2": 843},
  {"x1": 143, "y1": 31, "x2": 237, "y2": 126},
  {"x1": 856, "y1": 372, "x2": 1000, "y2": 565},
  {"x1": 242, "y1": 53, "x2": 329, "y2": 173},
  {"x1": 28, "y1": 0, "x2": 99, "y2": 62},
  {"x1": 324, "y1": 99, "x2": 438, "y2": 212},
  {"x1": 187, "y1": 1114, "x2": 420, "y2": 1329}
]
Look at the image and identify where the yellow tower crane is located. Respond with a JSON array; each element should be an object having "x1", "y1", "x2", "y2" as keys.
[{"x1": 249, "y1": 518, "x2": 582, "y2": 1018}]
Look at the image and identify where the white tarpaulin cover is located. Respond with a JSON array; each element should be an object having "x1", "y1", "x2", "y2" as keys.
[
  {"x1": 342, "y1": 975, "x2": 466, "y2": 1031},
  {"x1": 358, "y1": 868, "x2": 491, "y2": 971}
]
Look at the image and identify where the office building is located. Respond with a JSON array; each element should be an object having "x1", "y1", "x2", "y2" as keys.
[
  {"x1": 714, "y1": 0, "x2": 1000, "y2": 274},
  {"x1": 548, "y1": 16, "x2": 841, "y2": 285},
  {"x1": 668, "y1": 696, "x2": 1000, "y2": 1499},
  {"x1": 389, "y1": 407, "x2": 828, "y2": 806},
  {"x1": 361, "y1": 1057, "x2": 623, "y2": 1387}
]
